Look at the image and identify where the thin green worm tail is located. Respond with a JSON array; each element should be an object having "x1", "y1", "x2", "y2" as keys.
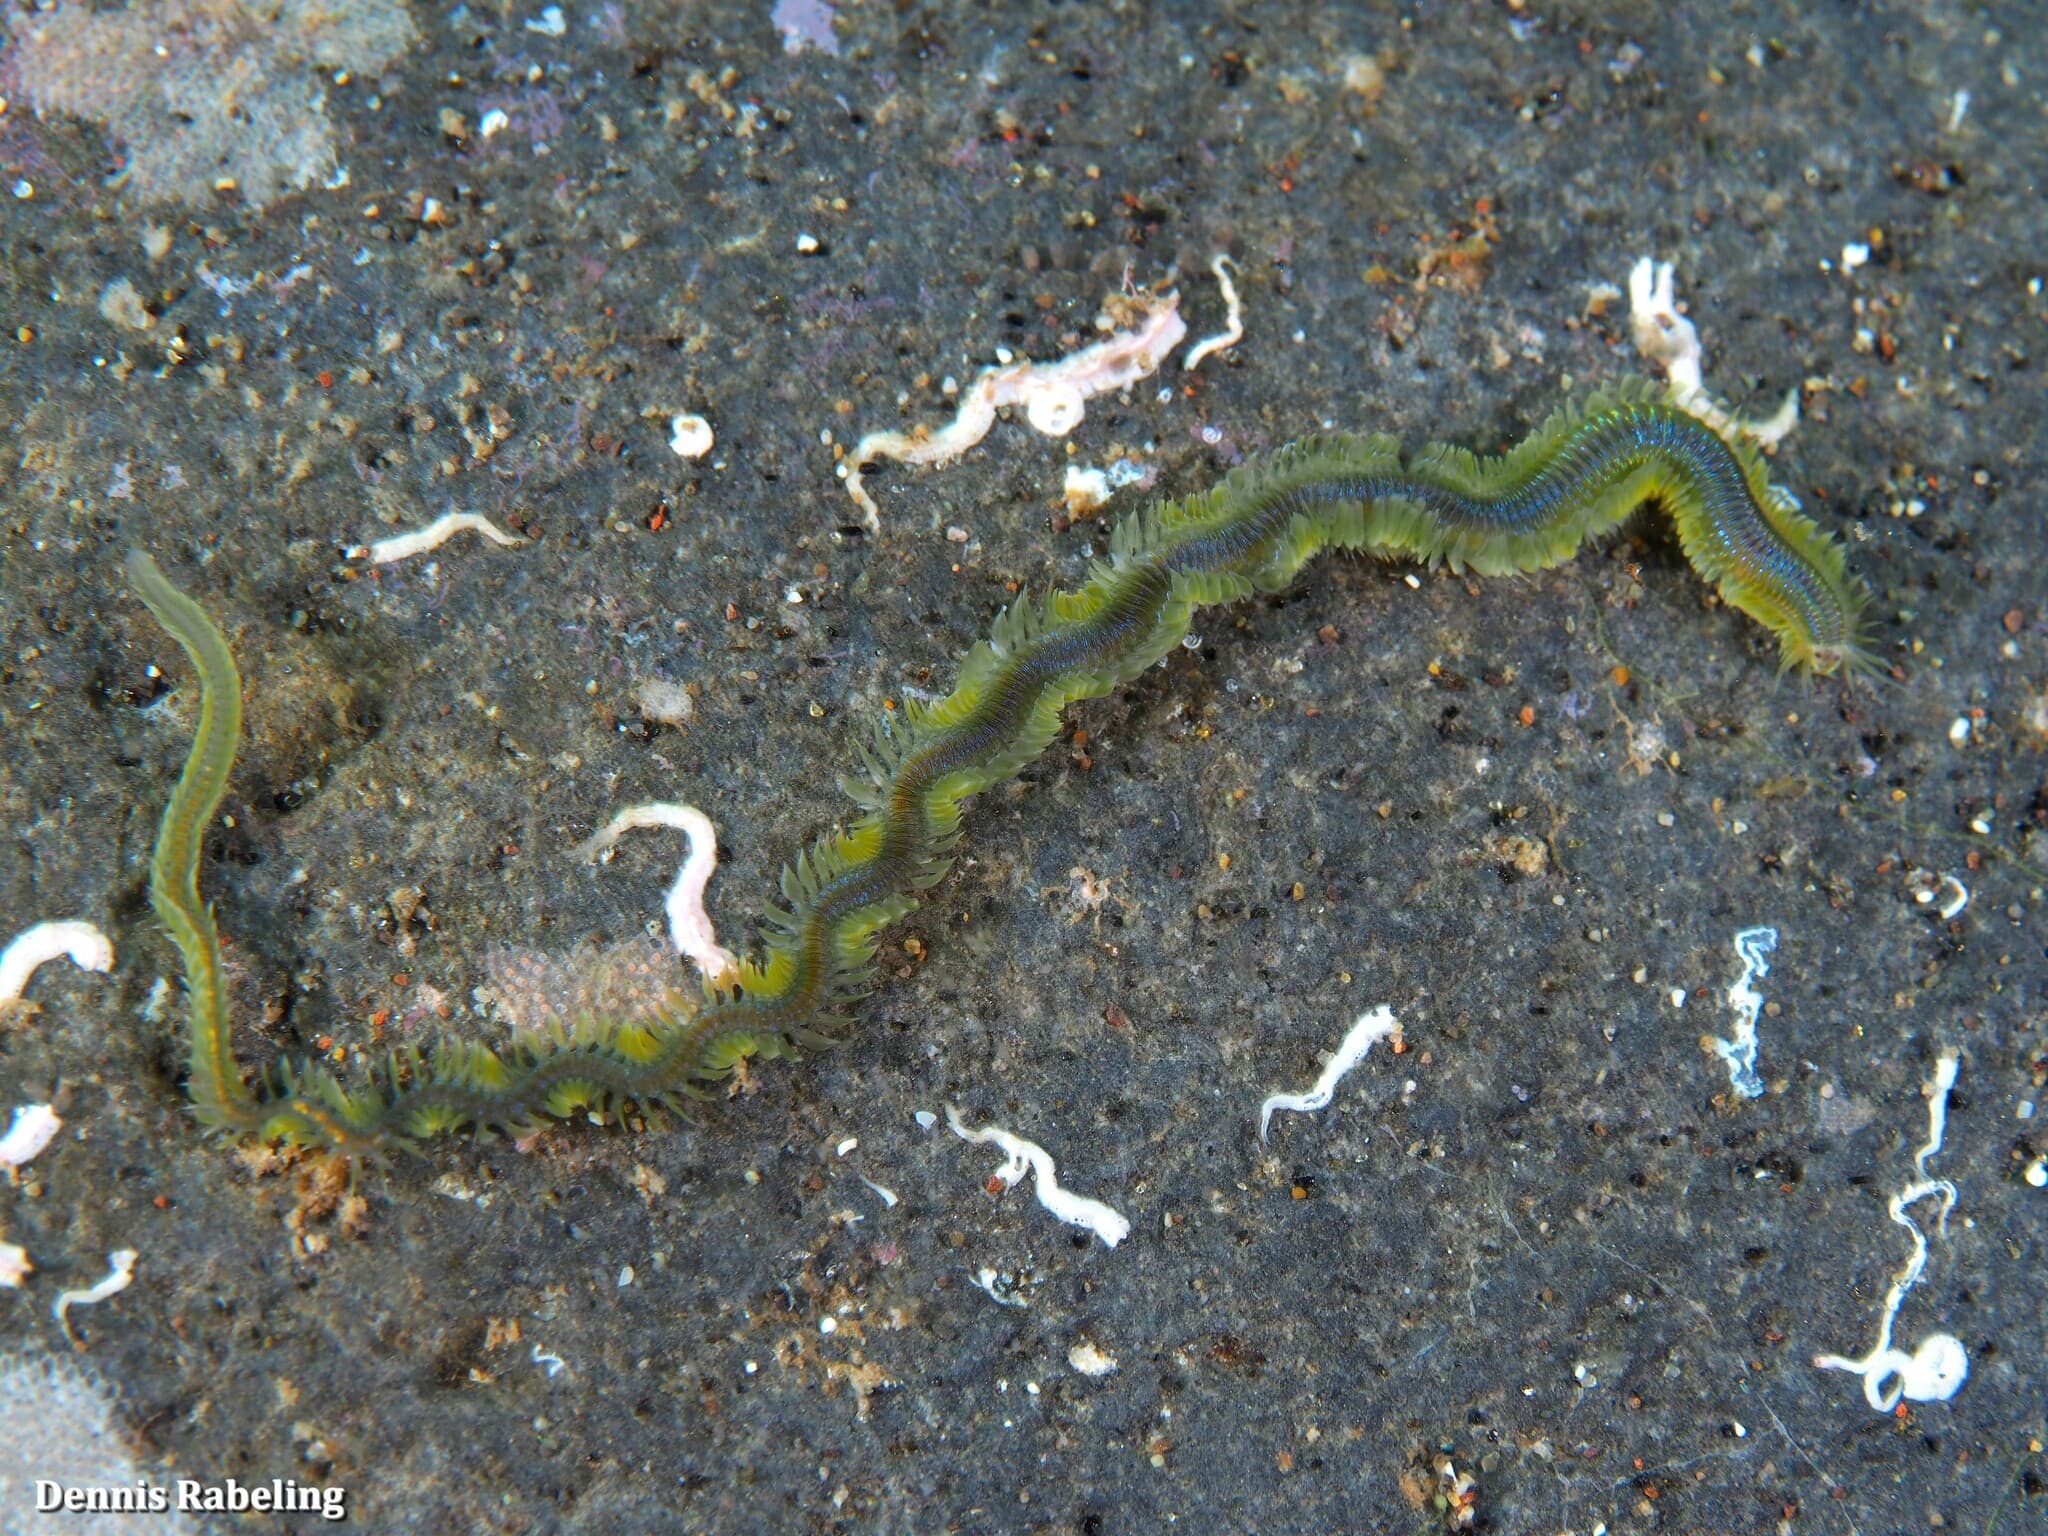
[
  {"x1": 130, "y1": 551, "x2": 400, "y2": 1153},
  {"x1": 124, "y1": 383, "x2": 1866, "y2": 1158},
  {"x1": 126, "y1": 550, "x2": 261, "y2": 1133}
]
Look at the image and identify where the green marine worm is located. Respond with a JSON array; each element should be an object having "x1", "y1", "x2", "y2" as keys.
[{"x1": 127, "y1": 382, "x2": 1866, "y2": 1157}]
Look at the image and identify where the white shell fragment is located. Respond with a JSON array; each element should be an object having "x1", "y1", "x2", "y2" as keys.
[
  {"x1": 669, "y1": 412, "x2": 715, "y2": 459},
  {"x1": 1935, "y1": 875, "x2": 1970, "y2": 922}
]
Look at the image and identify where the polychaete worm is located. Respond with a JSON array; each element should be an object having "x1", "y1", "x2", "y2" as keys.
[{"x1": 126, "y1": 380, "x2": 1866, "y2": 1157}]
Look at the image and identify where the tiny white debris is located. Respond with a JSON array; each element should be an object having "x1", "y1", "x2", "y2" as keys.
[
  {"x1": 524, "y1": 6, "x2": 566, "y2": 36},
  {"x1": 1841, "y1": 242, "x2": 1871, "y2": 273},
  {"x1": 1946, "y1": 89, "x2": 1970, "y2": 132},
  {"x1": 635, "y1": 677, "x2": 695, "y2": 727},
  {"x1": 1627, "y1": 257, "x2": 1799, "y2": 450},
  {"x1": 845, "y1": 293, "x2": 1188, "y2": 530},
  {"x1": 1948, "y1": 715, "x2": 1971, "y2": 748},
  {"x1": 914, "y1": 1109, "x2": 938, "y2": 1131},
  {"x1": 1063, "y1": 465, "x2": 1114, "y2": 516},
  {"x1": 1669, "y1": 987, "x2": 1686, "y2": 1008},
  {"x1": 1182, "y1": 254, "x2": 1244, "y2": 372},
  {"x1": 531, "y1": 1345, "x2": 566, "y2": 1377},
  {"x1": 818, "y1": 1315, "x2": 837, "y2": 1335},
  {"x1": 54, "y1": 1249, "x2": 139, "y2": 1342},
  {"x1": 1258, "y1": 1005, "x2": 1402, "y2": 1141},
  {"x1": 98, "y1": 277, "x2": 154, "y2": 332},
  {"x1": 1436, "y1": 1457, "x2": 1479, "y2": 1531},
  {"x1": 669, "y1": 412, "x2": 714, "y2": 459},
  {"x1": 1706, "y1": 925, "x2": 1775, "y2": 1099},
  {"x1": 861, "y1": 1177, "x2": 899, "y2": 1209},
  {"x1": 431, "y1": 1172, "x2": 493, "y2": 1208},
  {"x1": 479, "y1": 108, "x2": 510, "y2": 138},
  {"x1": 573, "y1": 802, "x2": 739, "y2": 986},
  {"x1": 0, "y1": 920, "x2": 114, "y2": 1007},
  {"x1": 946, "y1": 1106, "x2": 1130, "y2": 1247},
  {"x1": 1813, "y1": 1050, "x2": 1967, "y2": 1412},
  {"x1": 1067, "y1": 1340, "x2": 1119, "y2": 1377},
  {"x1": 1935, "y1": 876, "x2": 1969, "y2": 922},
  {"x1": 0, "y1": 1104, "x2": 62, "y2": 1169},
  {"x1": 617, "y1": 1265, "x2": 634, "y2": 1287},
  {"x1": 971, "y1": 1266, "x2": 1029, "y2": 1307},
  {"x1": 348, "y1": 511, "x2": 525, "y2": 565},
  {"x1": 0, "y1": 1240, "x2": 29, "y2": 1289},
  {"x1": 795, "y1": 232, "x2": 821, "y2": 254},
  {"x1": 835, "y1": 1137, "x2": 859, "y2": 1157},
  {"x1": 2024, "y1": 1155, "x2": 2045, "y2": 1189}
]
